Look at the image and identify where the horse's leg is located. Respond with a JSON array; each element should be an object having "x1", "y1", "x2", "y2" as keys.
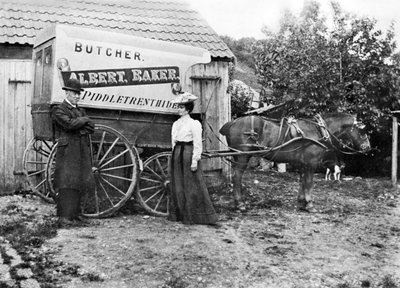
[
  {"x1": 231, "y1": 155, "x2": 250, "y2": 210},
  {"x1": 298, "y1": 165, "x2": 317, "y2": 213}
]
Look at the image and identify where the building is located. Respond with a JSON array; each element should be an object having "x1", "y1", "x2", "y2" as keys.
[{"x1": 0, "y1": 0, "x2": 235, "y2": 193}]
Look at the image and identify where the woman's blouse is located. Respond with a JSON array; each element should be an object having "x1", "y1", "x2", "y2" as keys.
[{"x1": 171, "y1": 114, "x2": 202, "y2": 163}]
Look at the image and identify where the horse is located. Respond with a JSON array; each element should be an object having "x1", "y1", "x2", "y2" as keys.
[{"x1": 219, "y1": 112, "x2": 370, "y2": 212}]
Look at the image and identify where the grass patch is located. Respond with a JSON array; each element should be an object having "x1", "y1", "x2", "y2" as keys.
[
  {"x1": 0, "y1": 219, "x2": 57, "y2": 250},
  {"x1": 0, "y1": 245, "x2": 12, "y2": 265},
  {"x1": 0, "y1": 208, "x2": 104, "y2": 287},
  {"x1": 380, "y1": 275, "x2": 400, "y2": 288}
]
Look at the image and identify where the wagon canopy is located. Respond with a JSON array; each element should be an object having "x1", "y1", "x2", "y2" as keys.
[{"x1": 34, "y1": 24, "x2": 211, "y2": 114}]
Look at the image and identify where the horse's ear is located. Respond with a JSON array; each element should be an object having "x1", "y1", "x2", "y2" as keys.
[{"x1": 220, "y1": 121, "x2": 233, "y2": 135}]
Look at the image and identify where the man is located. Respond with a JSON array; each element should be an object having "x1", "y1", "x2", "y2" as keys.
[{"x1": 51, "y1": 78, "x2": 95, "y2": 225}]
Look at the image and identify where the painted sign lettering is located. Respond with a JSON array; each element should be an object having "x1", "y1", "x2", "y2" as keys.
[
  {"x1": 62, "y1": 66, "x2": 180, "y2": 88},
  {"x1": 81, "y1": 91, "x2": 178, "y2": 109},
  {"x1": 74, "y1": 42, "x2": 142, "y2": 61}
]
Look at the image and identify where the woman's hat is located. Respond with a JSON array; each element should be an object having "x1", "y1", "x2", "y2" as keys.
[
  {"x1": 170, "y1": 92, "x2": 198, "y2": 104},
  {"x1": 62, "y1": 78, "x2": 84, "y2": 92}
]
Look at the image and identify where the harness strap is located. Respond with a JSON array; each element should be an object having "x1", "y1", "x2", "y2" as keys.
[
  {"x1": 286, "y1": 116, "x2": 304, "y2": 137},
  {"x1": 314, "y1": 113, "x2": 331, "y2": 142},
  {"x1": 243, "y1": 115, "x2": 259, "y2": 141}
]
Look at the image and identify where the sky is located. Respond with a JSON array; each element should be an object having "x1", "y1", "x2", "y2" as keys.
[{"x1": 187, "y1": 0, "x2": 400, "y2": 45}]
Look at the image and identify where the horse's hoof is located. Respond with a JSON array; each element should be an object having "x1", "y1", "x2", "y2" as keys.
[{"x1": 297, "y1": 204, "x2": 317, "y2": 213}]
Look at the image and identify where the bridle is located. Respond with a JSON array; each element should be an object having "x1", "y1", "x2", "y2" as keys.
[{"x1": 322, "y1": 117, "x2": 369, "y2": 155}]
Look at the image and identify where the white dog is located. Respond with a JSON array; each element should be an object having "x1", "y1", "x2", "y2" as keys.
[{"x1": 325, "y1": 164, "x2": 342, "y2": 181}]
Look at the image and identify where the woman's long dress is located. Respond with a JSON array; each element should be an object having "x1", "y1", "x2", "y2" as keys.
[{"x1": 168, "y1": 115, "x2": 218, "y2": 225}]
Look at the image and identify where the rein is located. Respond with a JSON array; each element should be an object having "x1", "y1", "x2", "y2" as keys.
[
  {"x1": 291, "y1": 114, "x2": 368, "y2": 155},
  {"x1": 325, "y1": 128, "x2": 367, "y2": 155}
]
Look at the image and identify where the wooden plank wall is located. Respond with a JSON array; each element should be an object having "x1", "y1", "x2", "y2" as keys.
[
  {"x1": 188, "y1": 61, "x2": 231, "y2": 184},
  {"x1": 0, "y1": 59, "x2": 231, "y2": 192},
  {"x1": 0, "y1": 60, "x2": 33, "y2": 193}
]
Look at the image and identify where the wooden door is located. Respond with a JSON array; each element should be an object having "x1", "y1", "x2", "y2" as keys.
[{"x1": 0, "y1": 60, "x2": 33, "y2": 193}]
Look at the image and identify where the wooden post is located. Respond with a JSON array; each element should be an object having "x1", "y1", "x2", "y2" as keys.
[{"x1": 392, "y1": 116, "x2": 398, "y2": 188}]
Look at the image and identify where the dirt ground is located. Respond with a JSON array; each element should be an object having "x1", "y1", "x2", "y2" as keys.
[{"x1": 2, "y1": 168, "x2": 400, "y2": 288}]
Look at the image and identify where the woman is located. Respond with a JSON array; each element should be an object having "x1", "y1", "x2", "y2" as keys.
[{"x1": 168, "y1": 92, "x2": 218, "y2": 225}]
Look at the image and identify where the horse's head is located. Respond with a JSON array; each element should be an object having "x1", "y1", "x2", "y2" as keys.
[{"x1": 323, "y1": 113, "x2": 370, "y2": 154}]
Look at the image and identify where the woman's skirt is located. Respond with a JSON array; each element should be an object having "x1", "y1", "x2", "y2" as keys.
[{"x1": 168, "y1": 142, "x2": 218, "y2": 225}]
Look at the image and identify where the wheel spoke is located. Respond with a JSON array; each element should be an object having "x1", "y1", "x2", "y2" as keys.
[
  {"x1": 26, "y1": 160, "x2": 47, "y2": 165},
  {"x1": 154, "y1": 191, "x2": 166, "y2": 211},
  {"x1": 95, "y1": 131, "x2": 106, "y2": 163},
  {"x1": 139, "y1": 184, "x2": 163, "y2": 192},
  {"x1": 101, "y1": 176, "x2": 127, "y2": 197},
  {"x1": 98, "y1": 137, "x2": 120, "y2": 166},
  {"x1": 140, "y1": 176, "x2": 161, "y2": 184},
  {"x1": 155, "y1": 158, "x2": 167, "y2": 178},
  {"x1": 98, "y1": 178, "x2": 115, "y2": 206},
  {"x1": 100, "y1": 172, "x2": 133, "y2": 182},
  {"x1": 144, "y1": 188, "x2": 163, "y2": 203},
  {"x1": 28, "y1": 168, "x2": 46, "y2": 177},
  {"x1": 100, "y1": 163, "x2": 135, "y2": 172},
  {"x1": 144, "y1": 165, "x2": 163, "y2": 181},
  {"x1": 42, "y1": 141, "x2": 52, "y2": 151},
  {"x1": 33, "y1": 178, "x2": 46, "y2": 190},
  {"x1": 98, "y1": 148, "x2": 129, "y2": 169},
  {"x1": 35, "y1": 148, "x2": 50, "y2": 158}
]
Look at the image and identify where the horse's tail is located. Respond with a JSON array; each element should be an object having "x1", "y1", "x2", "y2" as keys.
[{"x1": 219, "y1": 121, "x2": 233, "y2": 136}]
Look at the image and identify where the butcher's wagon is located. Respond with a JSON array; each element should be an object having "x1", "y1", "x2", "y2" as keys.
[{"x1": 23, "y1": 24, "x2": 213, "y2": 218}]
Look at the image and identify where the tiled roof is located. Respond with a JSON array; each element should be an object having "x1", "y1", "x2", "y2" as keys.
[{"x1": 0, "y1": 0, "x2": 234, "y2": 59}]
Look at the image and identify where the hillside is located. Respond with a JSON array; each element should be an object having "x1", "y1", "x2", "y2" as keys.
[{"x1": 233, "y1": 60, "x2": 261, "y2": 91}]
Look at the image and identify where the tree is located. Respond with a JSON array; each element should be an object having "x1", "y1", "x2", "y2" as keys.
[
  {"x1": 253, "y1": 0, "x2": 400, "y2": 175},
  {"x1": 254, "y1": 0, "x2": 399, "y2": 116},
  {"x1": 227, "y1": 80, "x2": 257, "y2": 119}
]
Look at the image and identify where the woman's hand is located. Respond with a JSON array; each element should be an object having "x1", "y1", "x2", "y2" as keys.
[{"x1": 191, "y1": 160, "x2": 198, "y2": 172}]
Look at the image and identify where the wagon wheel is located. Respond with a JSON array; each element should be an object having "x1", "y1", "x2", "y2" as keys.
[
  {"x1": 46, "y1": 125, "x2": 140, "y2": 218},
  {"x1": 22, "y1": 138, "x2": 56, "y2": 203},
  {"x1": 84, "y1": 124, "x2": 140, "y2": 218},
  {"x1": 45, "y1": 142, "x2": 58, "y2": 198},
  {"x1": 136, "y1": 152, "x2": 172, "y2": 217}
]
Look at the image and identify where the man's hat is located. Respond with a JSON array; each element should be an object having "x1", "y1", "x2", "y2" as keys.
[
  {"x1": 170, "y1": 92, "x2": 198, "y2": 104},
  {"x1": 62, "y1": 78, "x2": 84, "y2": 92}
]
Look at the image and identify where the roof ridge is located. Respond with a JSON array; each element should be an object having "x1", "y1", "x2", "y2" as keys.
[
  {"x1": 0, "y1": 24, "x2": 42, "y2": 30},
  {"x1": 76, "y1": 0, "x2": 188, "y2": 8},
  {"x1": 0, "y1": 20, "x2": 223, "y2": 37},
  {"x1": 0, "y1": 33, "x2": 35, "y2": 38},
  {"x1": 2, "y1": 0, "x2": 197, "y2": 14},
  {"x1": 2, "y1": 15, "x2": 213, "y2": 31},
  {"x1": 3, "y1": 6, "x2": 201, "y2": 22}
]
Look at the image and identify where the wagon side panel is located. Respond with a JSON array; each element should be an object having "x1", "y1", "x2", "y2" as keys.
[{"x1": 85, "y1": 108, "x2": 177, "y2": 149}]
